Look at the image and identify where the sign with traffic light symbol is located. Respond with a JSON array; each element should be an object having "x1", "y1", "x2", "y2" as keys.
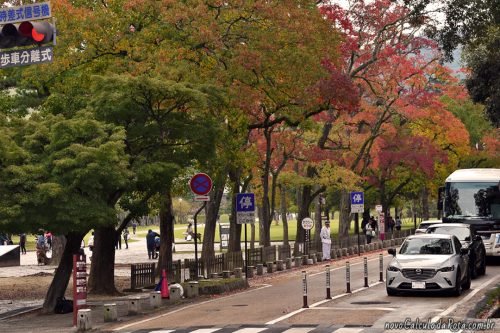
[{"x1": 0, "y1": 2, "x2": 55, "y2": 68}]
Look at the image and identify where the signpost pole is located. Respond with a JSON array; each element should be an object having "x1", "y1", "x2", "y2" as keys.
[
  {"x1": 193, "y1": 202, "x2": 207, "y2": 280},
  {"x1": 355, "y1": 212, "x2": 360, "y2": 256},
  {"x1": 244, "y1": 223, "x2": 248, "y2": 279}
]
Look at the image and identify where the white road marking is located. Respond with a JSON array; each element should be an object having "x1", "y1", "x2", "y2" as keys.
[
  {"x1": 266, "y1": 282, "x2": 383, "y2": 325},
  {"x1": 232, "y1": 328, "x2": 267, "y2": 333},
  {"x1": 149, "y1": 330, "x2": 175, "y2": 333},
  {"x1": 190, "y1": 329, "x2": 222, "y2": 333},
  {"x1": 431, "y1": 275, "x2": 500, "y2": 323},
  {"x1": 333, "y1": 328, "x2": 364, "y2": 333},
  {"x1": 281, "y1": 328, "x2": 316, "y2": 333},
  {"x1": 112, "y1": 284, "x2": 272, "y2": 331}
]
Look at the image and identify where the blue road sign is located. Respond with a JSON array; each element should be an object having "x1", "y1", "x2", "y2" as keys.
[
  {"x1": 236, "y1": 193, "x2": 255, "y2": 224},
  {"x1": 350, "y1": 192, "x2": 364, "y2": 205},
  {"x1": 237, "y1": 193, "x2": 255, "y2": 212}
]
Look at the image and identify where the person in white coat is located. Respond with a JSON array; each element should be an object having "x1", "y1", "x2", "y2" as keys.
[{"x1": 320, "y1": 221, "x2": 332, "y2": 260}]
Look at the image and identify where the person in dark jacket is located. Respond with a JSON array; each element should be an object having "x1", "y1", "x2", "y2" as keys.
[
  {"x1": 19, "y1": 233, "x2": 27, "y2": 254},
  {"x1": 146, "y1": 229, "x2": 160, "y2": 259}
]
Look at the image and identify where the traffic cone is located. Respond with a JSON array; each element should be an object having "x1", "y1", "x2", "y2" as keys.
[{"x1": 161, "y1": 269, "x2": 169, "y2": 299}]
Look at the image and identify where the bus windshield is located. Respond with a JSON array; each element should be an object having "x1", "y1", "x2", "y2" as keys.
[{"x1": 444, "y1": 182, "x2": 500, "y2": 218}]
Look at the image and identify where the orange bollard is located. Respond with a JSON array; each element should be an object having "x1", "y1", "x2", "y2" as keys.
[{"x1": 161, "y1": 269, "x2": 169, "y2": 299}]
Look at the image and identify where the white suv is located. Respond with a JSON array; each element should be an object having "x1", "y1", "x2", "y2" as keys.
[{"x1": 415, "y1": 220, "x2": 442, "y2": 234}]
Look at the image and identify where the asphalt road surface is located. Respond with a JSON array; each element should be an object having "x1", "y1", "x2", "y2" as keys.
[{"x1": 105, "y1": 255, "x2": 500, "y2": 333}]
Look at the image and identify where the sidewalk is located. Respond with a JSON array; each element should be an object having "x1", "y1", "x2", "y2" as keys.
[{"x1": 0, "y1": 246, "x2": 390, "y2": 333}]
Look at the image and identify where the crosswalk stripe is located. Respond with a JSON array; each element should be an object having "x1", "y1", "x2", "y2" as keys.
[
  {"x1": 190, "y1": 329, "x2": 222, "y2": 333},
  {"x1": 281, "y1": 328, "x2": 316, "y2": 333},
  {"x1": 332, "y1": 329, "x2": 363, "y2": 333},
  {"x1": 231, "y1": 328, "x2": 268, "y2": 333},
  {"x1": 149, "y1": 330, "x2": 176, "y2": 333}
]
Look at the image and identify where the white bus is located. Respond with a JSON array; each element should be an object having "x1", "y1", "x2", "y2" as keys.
[{"x1": 440, "y1": 168, "x2": 500, "y2": 256}]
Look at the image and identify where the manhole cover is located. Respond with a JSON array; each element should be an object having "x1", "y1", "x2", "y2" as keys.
[{"x1": 351, "y1": 301, "x2": 391, "y2": 305}]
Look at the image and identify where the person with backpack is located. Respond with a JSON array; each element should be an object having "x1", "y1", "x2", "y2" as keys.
[
  {"x1": 146, "y1": 229, "x2": 160, "y2": 259},
  {"x1": 123, "y1": 228, "x2": 130, "y2": 249},
  {"x1": 36, "y1": 231, "x2": 48, "y2": 265}
]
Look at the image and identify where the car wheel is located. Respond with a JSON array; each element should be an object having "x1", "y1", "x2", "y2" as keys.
[
  {"x1": 462, "y1": 268, "x2": 471, "y2": 290},
  {"x1": 387, "y1": 288, "x2": 397, "y2": 296},
  {"x1": 452, "y1": 268, "x2": 462, "y2": 297}
]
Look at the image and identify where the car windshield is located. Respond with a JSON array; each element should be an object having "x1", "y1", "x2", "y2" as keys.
[
  {"x1": 426, "y1": 226, "x2": 470, "y2": 241},
  {"x1": 400, "y1": 238, "x2": 453, "y2": 255},
  {"x1": 444, "y1": 181, "x2": 500, "y2": 218}
]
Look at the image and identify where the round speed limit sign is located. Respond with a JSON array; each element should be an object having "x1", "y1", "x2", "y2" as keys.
[{"x1": 301, "y1": 217, "x2": 314, "y2": 230}]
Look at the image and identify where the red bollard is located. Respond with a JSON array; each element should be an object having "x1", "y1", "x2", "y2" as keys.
[{"x1": 161, "y1": 269, "x2": 169, "y2": 299}]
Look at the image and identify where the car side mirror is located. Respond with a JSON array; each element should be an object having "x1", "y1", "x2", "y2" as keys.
[
  {"x1": 460, "y1": 247, "x2": 469, "y2": 256},
  {"x1": 388, "y1": 248, "x2": 396, "y2": 256}
]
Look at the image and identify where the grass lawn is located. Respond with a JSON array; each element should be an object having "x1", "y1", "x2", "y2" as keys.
[{"x1": 8, "y1": 213, "x2": 420, "y2": 250}]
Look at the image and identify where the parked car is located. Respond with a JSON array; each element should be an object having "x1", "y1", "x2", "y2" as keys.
[
  {"x1": 426, "y1": 223, "x2": 486, "y2": 278},
  {"x1": 386, "y1": 234, "x2": 470, "y2": 296},
  {"x1": 415, "y1": 220, "x2": 442, "y2": 234}
]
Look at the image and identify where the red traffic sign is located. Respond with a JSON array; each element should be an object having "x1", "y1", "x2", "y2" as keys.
[{"x1": 189, "y1": 173, "x2": 213, "y2": 196}]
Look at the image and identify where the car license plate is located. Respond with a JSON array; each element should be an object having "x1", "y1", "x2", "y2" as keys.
[{"x1": 412, "y1": 282, "x2": 426, "y2": 289}]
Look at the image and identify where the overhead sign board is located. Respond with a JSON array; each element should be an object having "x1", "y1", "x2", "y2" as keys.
[
  {"x1": 0, "y1": 45, "x2": 53, "y2": 68},
  {"x1": 0, "y1": 2, "x2": 52, "y2": 24},
  {"x1": 350, "y1": 191, "x2": 364, "y2": 213},
  {"x1": 301, "y1": 217, "x2": 314, "y2": 230},
  {"x1": 236, "y1": 193, "x2": 255, "y2": 224}
]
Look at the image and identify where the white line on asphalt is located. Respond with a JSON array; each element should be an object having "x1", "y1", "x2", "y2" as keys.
[
  {"x1": 232, "y1": 328, "x2": 267, "y2": 333},
  {"x1": 112, "y1": 284, "x2": 272, "y2": 331},
  {"x1": 431, "y1": 275, "x2": 500, "y2": 323},
  {"x1": 280, "y1": 327, "x2": 317, "y2": 333},
  {"x1": 266, "y1": 282, "x2": 383, "y2": 325},
  {"x1": 149, "y1": 330, "x2": 175, "y2": 333},
  {"x1": 333, "y1": 328, "x2": 364, "y2": 333},
  {"x1": 190, "y1": 329, "x2": 223, "y2": 333},
  {"x1": 312, "y1": 306, "x2": 396, "y2": 311}
]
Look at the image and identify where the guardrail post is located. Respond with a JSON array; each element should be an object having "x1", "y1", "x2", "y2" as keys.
[
  {"x1": 364, "y1": 257, "x2": 369, "y2": 287},
  {"x1": 325, "y1": 264, "x2": 331, "y2": 299},
  {"x1": 379, "y1": 253, "x2": 384, "y2": 282},
  {"x1": 302, "y1": 270, "x2": 308, "y2": 308},
  {"x1": 346, "y1": 261, "x2": 351, "y2": 293}
]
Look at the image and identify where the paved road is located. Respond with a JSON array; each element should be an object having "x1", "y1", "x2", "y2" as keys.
[{"x1": 104, "y1": 256, "x2": 500, "y2": 333}]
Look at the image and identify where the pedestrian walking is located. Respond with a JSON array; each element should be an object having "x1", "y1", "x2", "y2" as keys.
[
  {"x1": 19, "y1": 233, "x2": 27, "y2": 254},
  {"x1": 366, "y1": 223, "x2": 375, "y2": 244},
  {"x1": 395, "y1": 215, "x2": 402, "y2": 231},
  {"x1": 88, "y1": 232, "x2": 94, "y2": 252},
  {"x1": 123, "y1": 228, "x2": 130, "y2": 249},
  {"x1": 320, "y1": 221, "x2": 332, "y2": 260},
  {"x1": 146, "y1": 229, "x2": 160, "y2": 259},
  {"x1": 132, "y1": 221, "x2": 137, "y2": 235},
  {"x1": 115, "y1": 231, "x2": 122, "y2": 250},
  {"x1": 45, "y1": 231, "x2": 52, "y2": 249}
]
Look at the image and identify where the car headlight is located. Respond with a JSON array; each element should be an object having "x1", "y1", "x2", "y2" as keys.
[
  {"x1": 437, "y1": 266, "x2": 455, "y2": 272},
  {"x1": 387, "y1": 266, "x2": 400, "y2": 272}
]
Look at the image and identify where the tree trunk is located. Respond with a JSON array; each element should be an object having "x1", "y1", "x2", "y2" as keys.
[
  {"x1": 158, "y1": 189, "x2": 175, "y2": 276},
  {"x1": 228, "y1": 169, "x2": 242, "y2": 252},
  {"x1": 88, "y1": 225, "x2": 117, "y2": 294},
  {"x1": 314, "y1": 193, "x2": 322, "y2": 252},
  {"x1": 421, "y1": 186, "x2": 430, "y2": 220},
  {"x1": 201, "y1": 174, "x2": 225, "y2": 261},
  {"x1": 42, "y1": 232, "x2": 84, "y2": 313},
  {"x1": 48, "y1": 235, "x2": 66, "y2": 266},
  {"x1": 338, "y1": 190, "x2": 351, "y2": 237},
  {"x1": 280, "y1": 184, "x2": 289, "y2": 246}
]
